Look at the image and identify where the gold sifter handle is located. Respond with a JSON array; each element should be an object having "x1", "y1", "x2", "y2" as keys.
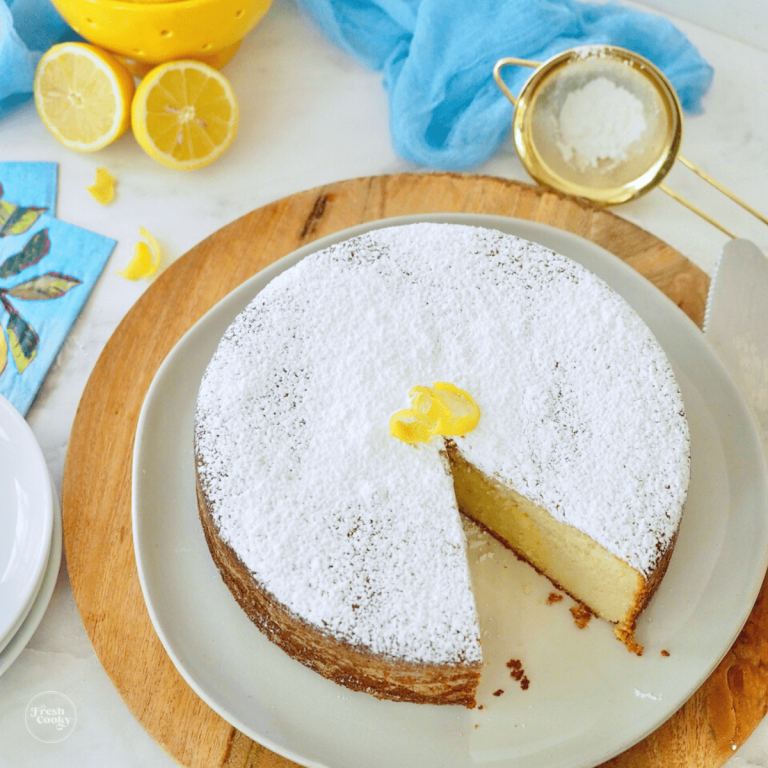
[
  {"x1": 659, "y1": 155, "x2": 768, "y2": 238},
  {"x1": 492, "y1": 57, "x2": 541, "y2": 107}
]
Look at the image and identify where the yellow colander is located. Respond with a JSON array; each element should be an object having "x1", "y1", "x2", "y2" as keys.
[{"x1": 49, "y1": 0, "x2": 274, "y2": 66}]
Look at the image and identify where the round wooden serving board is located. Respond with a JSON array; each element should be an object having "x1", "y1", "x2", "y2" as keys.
[{"x1": 63, "y1": 173, "x2": 766, "y2": 768}]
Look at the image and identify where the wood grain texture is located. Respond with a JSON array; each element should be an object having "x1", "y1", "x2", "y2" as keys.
[{"x1": 62, "y1": 172, "x2": 764, "y2": 768}]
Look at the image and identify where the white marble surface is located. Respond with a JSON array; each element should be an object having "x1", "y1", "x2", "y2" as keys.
[{"x1": 0, "y1": 0, "x2": 767, "y2": 765}]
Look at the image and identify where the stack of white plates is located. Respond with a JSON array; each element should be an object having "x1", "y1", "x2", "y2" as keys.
[{"x1": 0, "y1": 394, "x2": 62, "y2": 677}]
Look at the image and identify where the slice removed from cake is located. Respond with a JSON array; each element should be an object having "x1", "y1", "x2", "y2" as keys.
[{"x1": 445, "y1": 441, "x2": 669, "y2": 654}]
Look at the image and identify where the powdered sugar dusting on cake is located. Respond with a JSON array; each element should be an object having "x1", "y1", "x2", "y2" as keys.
[{"x1": 195, "y1": 223, "x2": 690, "y2": 664}]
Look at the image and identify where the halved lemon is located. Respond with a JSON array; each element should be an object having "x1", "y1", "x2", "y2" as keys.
[
  {"x1": 131, "y1": 60, "x2": 239, "y2": 171},
  {"x1": 34, "y1": 43, "x2": 135, "y2": 152}
]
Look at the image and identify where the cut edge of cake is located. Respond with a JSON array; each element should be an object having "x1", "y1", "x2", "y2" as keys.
[{"x1": 445, "y1": 440, "x2": 682, "y2": 656}]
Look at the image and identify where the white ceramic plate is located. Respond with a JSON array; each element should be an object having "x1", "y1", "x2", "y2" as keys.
[
  {"x1": 133, "y1": 214, "x2": 768, "y2": 768},
  {"x1": 0, "y1": 395, "x2": 53, "y2": 652},
  {"x1": 0, "y1": 472, "x2": 62, "y2": 677}
]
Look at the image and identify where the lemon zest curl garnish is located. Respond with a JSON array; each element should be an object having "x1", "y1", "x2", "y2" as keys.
[
  {"x1": 118, "y1": 226, "x2": 162, "y2": 280},
  {"x1": 389, "y1": 408, "x2": 436, "y2": 444},
  {"x1": 87, "y1": 168, "x2": 116, "y2": 205},
  {"x1": 390, "y1": 382, "x2": 480, "y2": 444}
]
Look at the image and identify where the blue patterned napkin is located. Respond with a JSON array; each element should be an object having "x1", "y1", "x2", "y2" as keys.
[
  {"x1": 0, "y1": 163, "x2": 115, "y2": 415},
  {"x1": 297, "y1": 0, "x2": 714, "y2": 169},
  {"x1": 0, "y1": 161, "x2": 57, "y2": 212},
  {"x1": 0, "y1": 0, "x2": 80, "y2": 120}
]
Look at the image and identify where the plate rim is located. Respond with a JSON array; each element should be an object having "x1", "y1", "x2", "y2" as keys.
[
  {"x1": 133, "y1": 213, "x2": 768, "y2": 768},
  {"x1": 0, "y1": 472, "x2": 62, "y2": 678},
  {"x1": 0, "y1": 394, "x2": 54, "y2": 647}
]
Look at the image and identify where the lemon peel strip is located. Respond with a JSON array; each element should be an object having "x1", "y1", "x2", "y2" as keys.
[
  {"x1": 87, "y1": 168, "x2": 116, "y2": 205},
  {"x1": 432, "y1": 382, "x2": 481, "y2": 435},
  {"x1": 390, "y1": 383, "x2": 480, "y2": 444},
  {"x1": 389, "y1": 409, "x2": 437, "y2": 444},
  {"x1": 118, "y1": 226, "x2": 163, "y2": 280},
  {"x1": 408, "y1": 385, "x2": 450, "y2": 422}
]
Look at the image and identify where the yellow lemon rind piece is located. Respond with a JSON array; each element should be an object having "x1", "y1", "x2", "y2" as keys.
[
  {"x1": 87, "y1": 168, "x2": 116, "y2": 205},
  {"x1": 118, "y1": 227, "x2": 162, "y2": 280},
  {"x1": 432, "y1": 382, "x2": 481, "y2": 435},
  {"x1": 408, "y1": 385, "x2": 450, "y2": 422},
  {"x1": 389, "y1": 409, "x2": 437, "y2": 444},
  {"x1": 118, "y1": 242, "x2": 153, "y2": 281},
  {"x1": 138, "y1": 226, "x2": 162, "y2": 272},
  {"x1": 390, "y1": 382, "x2": 481, "y2": 444}
]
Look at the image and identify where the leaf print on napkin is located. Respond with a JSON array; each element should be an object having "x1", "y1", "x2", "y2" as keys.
[
  {"x1": 0, "y1": 223, "x2": 81, "y2": 376},
  {"x1": 0, "y1": 291, "x2": 40, "y2": 374},
  {"x1": 0, "y1": 325, "x2": 6, "y2": 377},
  {"x1": 0, "y1": 184, "x2": 48, "y2": 238},
  {"x1": 5, "y1": 308, "x2": 39, "y2": 373},
  {"x1": 8, "y1": 272, "x2": 82, "y2": 300},
  {"x1": 0, "y1": 206, "x2": 48, "y2": 238},
  {"x1": 0, "y1": 229, "x2": 52, "y2": 278},
  {"x1": 0, "y1": 200, "x2": 15, "y2": 230}
]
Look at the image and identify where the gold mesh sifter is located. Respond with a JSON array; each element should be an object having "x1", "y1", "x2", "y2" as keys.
[{"x1": 493, "y1": 46, "x2": 768, "y2": 238}]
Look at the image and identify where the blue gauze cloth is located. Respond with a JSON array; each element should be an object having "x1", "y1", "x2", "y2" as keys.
[
  {"x1": 0, "y1": 0, "x2": 80, "y2": 120},
  {"x1": 296, "y1": 0, "x2": 714, "y2": 170}
]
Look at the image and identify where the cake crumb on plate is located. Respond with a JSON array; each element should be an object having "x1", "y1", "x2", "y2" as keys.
[{"x1": 570, "y1": 603, "x2": 593, "y2": 628}]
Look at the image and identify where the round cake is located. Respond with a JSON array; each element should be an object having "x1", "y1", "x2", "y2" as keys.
[{"x1": 194, "y1": 222, "x2": 690, "y2": 707}]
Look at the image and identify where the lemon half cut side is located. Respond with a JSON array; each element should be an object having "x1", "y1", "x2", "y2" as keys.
[
  {"x1": 34, "y1": 43, "x2": 135, "y2": 152},
  {"x1": 131, "y1": 60, "x2": 239, "y2": 171}
]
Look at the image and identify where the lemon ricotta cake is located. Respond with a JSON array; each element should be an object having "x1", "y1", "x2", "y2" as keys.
[{"x1": 194, "y1": 223, "x2": 690, "y2": 707}]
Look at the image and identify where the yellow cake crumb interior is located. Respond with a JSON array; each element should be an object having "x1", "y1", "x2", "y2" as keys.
[{"x1": 446, "y1": 444, "x2": 644, "y2": 626}]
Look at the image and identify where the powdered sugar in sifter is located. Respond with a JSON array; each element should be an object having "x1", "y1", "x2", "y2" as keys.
[{"x1": 493, "y1": 46, "x2": 767, "y2": 238}]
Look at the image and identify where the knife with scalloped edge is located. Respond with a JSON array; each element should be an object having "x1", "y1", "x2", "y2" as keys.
[{"x1": 704, "y1": 238, "x2": 768, "y2": 449}]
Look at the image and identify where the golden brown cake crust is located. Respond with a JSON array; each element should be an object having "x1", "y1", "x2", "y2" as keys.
[
  {"x1": 613, "y1": 527, "x2": 680, "y2": 655},
  {"x1": 196, "y1": 465, "x2": 480, "y2": 707}
]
